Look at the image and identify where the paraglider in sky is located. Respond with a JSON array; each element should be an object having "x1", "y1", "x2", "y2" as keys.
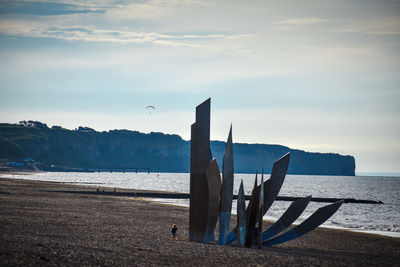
[{"x1": 146, "y1": 105, "x2": 155, "y2": 114}]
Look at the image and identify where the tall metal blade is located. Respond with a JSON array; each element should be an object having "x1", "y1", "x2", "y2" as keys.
[
  {"x1": 226, "y1": 152, "x2": 290, "y2": 245},
  {"x1": 203, "y1": 159, "x2": 222, "y2": 243},
  {"x1": 257, "y1": 171, "x2": 264, "y2": 247},
  {"x1": 262, "y1": 152, "x2": 290, "y2": 217},
  {"x1": 225, "y1": 178, "x2": 270, "y2": 245},
  {"x1": 237, "y1": 180, "x2": 246, "y2": 247},
  {"x1": 262, "y1": 195, "x2": 312, "y2": 241},
  {"x1": 225, "y1": 224, "x2": 238, "y2": 245},
  {"x1": 245, "y1": 174, "x2": 259, "y2": 247},
  {"x1": 218, "y1": 125, "x2": 234, "y2": 245},
  {"x1": 263, "y1": 200, "x2": 344, "y2": 246},
  {"x1": 190, "y1": 98, "x2": 211, "y2": 242}
]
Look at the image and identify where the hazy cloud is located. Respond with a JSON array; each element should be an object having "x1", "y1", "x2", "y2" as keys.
[
  {"x1": 0, "y1": 1, "x2": 105, "y2": 16},
  {"x1": 328, "y1": 17, "x2": 400, "y2": 36},
  {"x1": 273, "y1": 18, "x2": 326, "y2": 26},
  {"x1": 1, "y1": 0, "x2": 399, "y2": 172},
  {"x1": 364, "y1": 31, "x2": 400, "y2": 35},
  {"x1": 0, "y1": 22, "x2": 232, "y2": 47},
  {"x1": 105, "y1": 0, "x2": 209, "y2": 19}
]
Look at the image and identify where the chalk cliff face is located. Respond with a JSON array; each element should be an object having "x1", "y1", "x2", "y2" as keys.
[
  {"x1": 0, "y1": 122, "x2": 355, "y2": 176},
  {"x1": 210, "y1": 142, "x2": 355, "y2": 176}
]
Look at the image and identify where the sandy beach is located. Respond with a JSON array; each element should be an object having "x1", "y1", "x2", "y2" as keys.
[{"x1": 0, "y1": 177, "x2": 399, "y2": 266}]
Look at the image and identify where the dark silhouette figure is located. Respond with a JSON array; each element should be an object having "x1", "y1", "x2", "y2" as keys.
[{"x1": 171, "y1": 224, "x2": 178, "y2": 238}]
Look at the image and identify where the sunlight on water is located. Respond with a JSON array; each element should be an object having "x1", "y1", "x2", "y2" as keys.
[{"x1": 5, "y1": 172, "x2": 400, "y2": 237}]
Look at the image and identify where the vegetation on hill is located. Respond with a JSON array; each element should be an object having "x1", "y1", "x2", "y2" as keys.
[{"x1": 0, "y1": 122, "x2": 355, "y2": 175}]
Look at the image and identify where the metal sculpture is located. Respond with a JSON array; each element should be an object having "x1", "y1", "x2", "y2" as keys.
[
  {"x1": 262, "y1": 195, "x2": 312, "y2": 241},
  {"x1": 257, "y1": 172, "x2": 264, "y2": 247},
  {"x1": 237, "y1": 180, "x2": 246, "y2": 247},
  {"x1": 226, "y1": 153, "x2": 290, "y2": 245},
  {"x1": 188, "y1": 98, "x2": 344, "y2": 248},
  {"x1": 245, "y1": 174, "x2": 259, "y2": 247},
  {"x1": 203, "y1": 159, "x2": 222, "y2": 243},
  {"x1": 189, "y1": 98, "x2": 211, "y2": 242},
  {"x1": 218, "y1": 125, "x2": 234, "y2": 245},
  {"x1": 263, "y1": 200, "x2": 344, "y2": 246},
  {"x1": 225, "y1": 178, "x2": 271, "y2": 245},
  {"x1": 262, "y1": 153, "x2": 290, "y2": 217}
]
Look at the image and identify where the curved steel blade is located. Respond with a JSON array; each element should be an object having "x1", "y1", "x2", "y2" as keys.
[
  {"x1": 263, "y1": 200, "x2": 344, "y2": 246},
  {"x1": 218, "y1": 125, "x2": 234, "y2": 245},
  {"x1": 226, "y1": 152, "x2": 290, "y2": 245},
  {"x1": 262, "y1": 195, "x2": 312, "y2": 241},
  {"x1": 237, "y1": 180, "x2": 246, "y2": 246},
  {"x1": 203, "y1": 159, "x2": 222, "y2": 243}
]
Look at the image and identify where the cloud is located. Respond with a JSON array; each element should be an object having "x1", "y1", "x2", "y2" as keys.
[
  {"x1": 0, "y1": 21, "x2": 232, "y2": 47},
  {"x1": 329, "y1": 28, "x2": 400, "y2": 35},
  {"x1": 363, "y1": 31, "x2": 400, "y2": 35},
  {"x1": 0, "y1": 1, "x2": 105, "y2": 16},
  {"x1": 328, "y1": 17, "x2": 400, "y2": 36},
  {"x1": 104, "y1": 0, "x2": 210, "y2": 19},
  {"x1": 273, "y1": 18, "x2": 326, "y2": 26}
]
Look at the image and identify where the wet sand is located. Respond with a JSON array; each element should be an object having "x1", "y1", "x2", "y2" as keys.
[{"x1": 0, "y1": 177, "x2": 399, "y2": 266}]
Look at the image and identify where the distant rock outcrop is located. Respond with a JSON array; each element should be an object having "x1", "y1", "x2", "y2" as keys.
[{"x1": 0, "y1": 122, "x2": 355, "y2": 175}]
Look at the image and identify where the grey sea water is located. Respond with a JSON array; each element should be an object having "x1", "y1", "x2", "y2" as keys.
[{"x1": 5, "y1": 172, "x2": 399, "y2": 237}]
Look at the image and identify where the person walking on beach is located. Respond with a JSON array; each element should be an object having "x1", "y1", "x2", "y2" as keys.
[{"x1": 171, "y1": 224, "x2": 177, "y2": 238}]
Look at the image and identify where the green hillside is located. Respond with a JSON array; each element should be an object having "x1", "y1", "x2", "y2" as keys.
[{"x1": 0, "y1": 121, "x2": 355, "y2": 175}]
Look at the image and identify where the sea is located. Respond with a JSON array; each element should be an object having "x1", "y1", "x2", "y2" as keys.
[{"x1": 4, "y1": 172, "x2": 400, "y2": 238}]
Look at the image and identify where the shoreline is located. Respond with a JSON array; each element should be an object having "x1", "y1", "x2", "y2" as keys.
[
  {"x1": 2, "y1": 172, "x2": 396, "y2": 239},
  {"x1": 149, "y1": 198, "x2": 400, "y2": 239},
  {"x1": 1, "y1": 177, "x2": 399, "y2": 266}
]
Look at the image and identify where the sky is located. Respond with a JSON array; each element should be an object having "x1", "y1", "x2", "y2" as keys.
[{"x1": 0, "y1": 0, "x2": 399, "y2": 174}]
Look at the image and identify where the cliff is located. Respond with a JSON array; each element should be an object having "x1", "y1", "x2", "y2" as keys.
[{"x1": 0, "y1": 122, "x2": 355, "y2": 175}]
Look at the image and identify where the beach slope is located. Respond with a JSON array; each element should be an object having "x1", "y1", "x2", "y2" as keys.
[{"x1": 0, "y1": 177, "x2": 398, "y2": 266}]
